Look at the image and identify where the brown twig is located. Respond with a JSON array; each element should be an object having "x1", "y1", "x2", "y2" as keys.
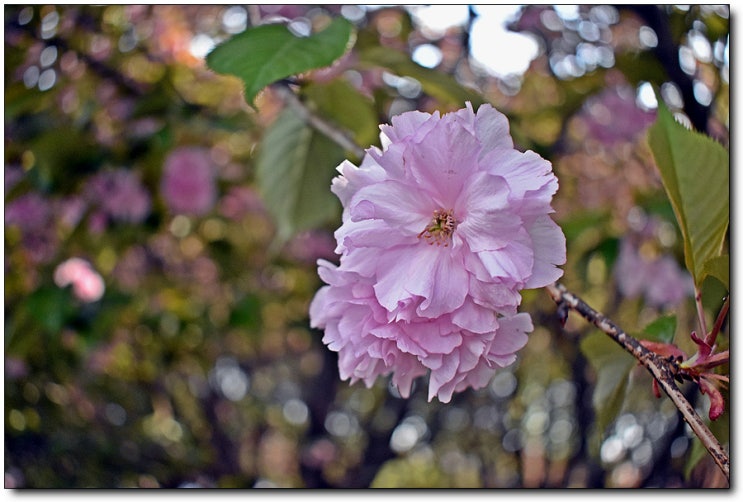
[{"x1": 545, "y1": 282, "x2": 729, "y2": 482}]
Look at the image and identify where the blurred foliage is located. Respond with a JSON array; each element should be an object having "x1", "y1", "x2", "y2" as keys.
[{"x1": 4, "y1": 4, "x2": 729, "y2": 488}]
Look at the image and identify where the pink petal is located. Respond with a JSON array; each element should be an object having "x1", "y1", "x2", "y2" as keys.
[
  {"x1": 348, "y1": 180, "x2": 433, "y2": 233},
  {"x1": 488, "y1": 313, "x2": 532, "y2": 356},
  {"x1": 428, "y1": 351, "x2": 460, "y2": 401},
  {"x1": 403, "y1": 119, "x2": 482, "y2": 206},
  {"x1": 405, "y1": 321, "x2": 463, "y2": 355},
  {"x1": 524, "y1": 215, "x2": 566, "y2": 288},
  {"x1": 373, "y1": 245, "x2": 437, "y2": 312},
  {"x1": 473, "y1": 103, "x2": 514, "y2": 154},
  {"x1": 451, "y1": 299, "x2": 497, "y2": 334},
  {"x1": 417, "y1": 249, "x2": 469, "y2": 318},
  {"x1": 477, "y1": 233, "x2": 535, "y2": 284},
  {"x1": 380, "y1": 110, "x2": 437, "y2": 146}
]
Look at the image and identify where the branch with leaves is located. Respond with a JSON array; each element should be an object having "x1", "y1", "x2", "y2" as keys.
[
  {"x1": 263, "y1": 61, "x2": 732, "y2": 483},
  {"x1": 204, "y1": 9, "x2": 729, "y2": 485},
  {"x1": 546, "y1": 283, "x2": 729, "y2": 481}
]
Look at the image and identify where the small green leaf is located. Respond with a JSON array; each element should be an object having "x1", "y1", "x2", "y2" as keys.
[
  {"x1": 357, "y1": 46, "x2": 485, "y2": 108},
  {"x1": 206, "y1": 17, "x2": 355, "y2": 105},
  {"x1": 256, "y1": 109, "x2": 344, "y2": 246},
  {"x1": 641, "y1": 315, "x2": 677, "y2": 344},
  {"x1": 580, "y1": 332, "x2": 636, "y2": 432},
  {"x1": 647, "y1": 100, "x2": 729, "y2": 287},
  {"x1": 700, "y1": 254, "x2": 729, "y2": 291}
]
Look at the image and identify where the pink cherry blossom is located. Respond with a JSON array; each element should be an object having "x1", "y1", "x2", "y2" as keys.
[
  {"x1": 310, "y1": 103, "x2": 566, "y2": 402},
  {"x1": 161, "y1": 147, "x2": 216, "y2": 216},
  {"x1": 54, "y1": 257, "x2": 105, "y2": 303}
]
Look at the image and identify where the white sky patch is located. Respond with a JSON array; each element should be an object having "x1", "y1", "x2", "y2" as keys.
[
  {"x1": 406, "y1": 4, "x2": 539, "y2": 78},
  {"x1": 637, "y1": 82, "x2": 658, "y2": 109},
  {"x1": 553, "y1": 5, "x2": 580, "y2": 21},
  {"x1": 470, "y1": 5, "x2": 539, "y2": 77},
  {"x1": 408, "y1": 4, "x2": 470, "y2": 37},
  {"x1": 412, "y1": 43, "x2": 443, "y2": 68},
  {"x1": 190, "y1": 33, "x2": 216, "y2": 59}
]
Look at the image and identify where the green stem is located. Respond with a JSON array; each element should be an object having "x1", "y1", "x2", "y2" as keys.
[{"x1": 694, "y1": 286, "x2": 708, "y2": 338}]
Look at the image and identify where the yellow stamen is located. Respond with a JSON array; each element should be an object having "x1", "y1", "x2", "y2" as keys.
[{"x1": 418, "y1": 209, "x2": 457, "y2": 246}]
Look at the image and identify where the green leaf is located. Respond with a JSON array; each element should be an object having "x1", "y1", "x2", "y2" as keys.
[
  {"x1": 700, "y1": 254, "x2": 729, "y2": 291},
  {"x1": 301, "y1": 78, "x2": 380, "y2": 150},
  {"x1": 256, "y1": 109, "x2": 344, "y2": 246},
  {"x1": 206, "y1": 18, "x2": 355, "y2": 105},
  {"x1": 357, "y1": 46, "x2": 485, "y2": 108},
  {"x1": 580, "y1": 332, "x2": 636, "y2": 432},
  {"x1": 641, "y1": 315, "x2": 677, "y2": 344},
  {"x1": 647, "y1": 100, "x2": 729, "y2": 287}
]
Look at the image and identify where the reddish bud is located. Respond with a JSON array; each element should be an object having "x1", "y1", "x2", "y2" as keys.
[{"x1": 699, "y1": 377, "x2": 725, "y2": 421}]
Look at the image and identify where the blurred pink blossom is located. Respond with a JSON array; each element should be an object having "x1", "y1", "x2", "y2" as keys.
[
  {"x1": 161, "y1": 147, "x2": 217, "y2": 216},
  {"x1": 4, "y1": 356, "x2": 29, "y2": 380},
  {"x1": 4, "y1": 165, "x2": 25, "y2": 195},
  {"x1": 85, "y1": 169, "x2": 151, "y2": 223},
  {"x1": 614, "y1": 239, "x2": 693, "y2": 307},
  {"x1": 5, "y1": 192, "x2": 51, "y2": 231},
  {"x1": 218, "y1": 186, "x2": 265, "y2": 220},
  {"x1": 55, "y1": 196, "x2": 87, "y2": 229},
  {"x1": 286, "y1": 230, "x2": 338, "y2": 265},
  {"x1": 112, "y1": 245, "x2": 150, "y2": 292},
  {"x1": 579, "y1": 85, "x2": 656, "y2": 145},
  {"x1": 4, "y1": 192, "x2": 59, "y2": 264},
  {"x1": 310, "y1": 103, "x2": 565, "y2": 402},
  {"x1": 54, "y1": 257, "x2": 105, "y2": 302}
]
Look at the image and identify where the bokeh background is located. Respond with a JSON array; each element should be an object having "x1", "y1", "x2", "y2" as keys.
[{"x1": 4, "y1": 5, "x2": 729, "y2": 488}]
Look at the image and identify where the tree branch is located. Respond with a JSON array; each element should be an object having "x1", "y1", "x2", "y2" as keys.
[
  {"x1": 545, "y1": 282, "x2": 729, "y2": 482},
  {"x1": 272, "y1": 83, "x2": 367, "y2": 160},
  {"x1": 618, "y1": 5, "x2": 710, "y2": 133}
]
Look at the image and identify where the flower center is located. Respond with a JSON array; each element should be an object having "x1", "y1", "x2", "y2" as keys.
[{"x1": 418, "y1": 209, "x2": 457, "y2": 246}]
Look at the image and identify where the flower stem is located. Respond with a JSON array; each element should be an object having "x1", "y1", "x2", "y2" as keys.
[
  {"x1": 694, "y1": 286, "x2": 708, "y2": 339},
  {"x1": 706, "y1": 295, "x2": 729, "y2": 348},
  {"x1": 545, "y1": 282, "x2": 729, "y2": 482}
]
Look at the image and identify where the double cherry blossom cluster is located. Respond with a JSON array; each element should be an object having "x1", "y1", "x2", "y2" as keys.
[{"x1": 310, "y1": 103, "x2": 566, "y2": 402}]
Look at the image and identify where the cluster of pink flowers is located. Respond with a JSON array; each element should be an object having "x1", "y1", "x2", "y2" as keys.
[
  {"x1": 161, "y1": 147, "x2": 217, "y2": 216},
  {"x1": 53, "y1": 257, "x2": 105, "y2": 303},
  {"x1": 310, "y1": 103, "x2": 565, "y2": 402}
]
